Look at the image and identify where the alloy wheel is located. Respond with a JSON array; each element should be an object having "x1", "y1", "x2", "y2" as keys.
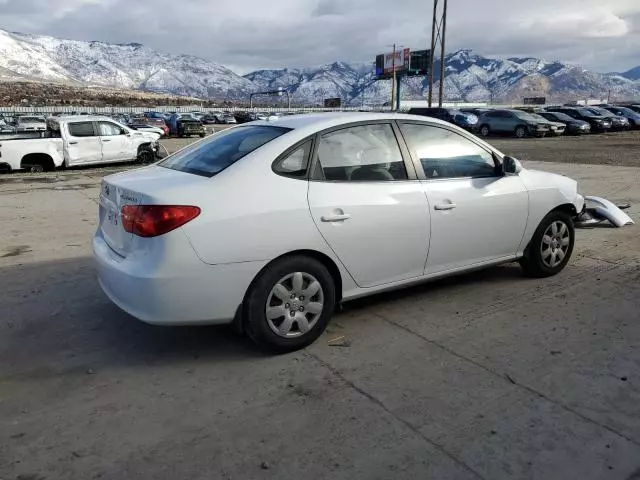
[
  {"x1": 265, "y1": 272, "x2": 324, "y2": 338},
  {"x1": 540, "y1": 220, "x2": 571, "y2": 268}
]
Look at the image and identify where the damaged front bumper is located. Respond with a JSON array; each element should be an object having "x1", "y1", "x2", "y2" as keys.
[{"x1": 575, "y1": 196, "x2": 634, "y2": 228}]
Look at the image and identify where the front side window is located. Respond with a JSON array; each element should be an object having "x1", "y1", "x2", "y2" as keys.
[
  {"x1": 400, "y1": 123, "x2": 499, "y2": 179},
  {"x1": 160, "y1": 125, "x2": 290, "y2": 177},
  {"x1": 68, "y1": 122, "x2": 96, "y2": 137},
  {"x1": 98, "y1": 122, "x2": 124, "y2": 136},
  {"x1": 314, "y1": 123, "x2": 407, "y2": 181}
]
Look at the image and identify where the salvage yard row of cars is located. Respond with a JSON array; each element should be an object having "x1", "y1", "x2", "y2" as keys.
[{"x1": 408, "y1": 104, "x2": 640, "y2": 138}]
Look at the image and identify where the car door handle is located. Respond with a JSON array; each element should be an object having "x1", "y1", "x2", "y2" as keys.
[
  {"x1": 102, "y1": 139, "x2": 111, "y2": 142},
  {"x1": 321, "y1": 213, "x2": 352, "y2": 222},
  {"x1": 434, "y1": 203, "x2": 457, "y2": 211},
  {"x1": 68, "y1": 141, "x2": 78, "y2": 145}
]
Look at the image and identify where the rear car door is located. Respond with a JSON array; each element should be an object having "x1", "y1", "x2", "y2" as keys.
[
  {"x1": 398, "y1": 121, "x2": 529, "y2": 274},
  {"x1": 97, "y1": 121, "x2": 132, "y2": 163},
  {"x1": 307, "y1": 122, "x2": 431, "y2": 288},
  {"x1": 64, "y1": 122, "x2": 102, "y2": 165}
]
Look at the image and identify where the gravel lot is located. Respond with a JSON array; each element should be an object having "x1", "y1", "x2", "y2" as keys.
[{"x1": 1, "y1": 132, "x2": 639, "y2": 479}]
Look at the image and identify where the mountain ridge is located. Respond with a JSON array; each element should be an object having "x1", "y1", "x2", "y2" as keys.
[{"x1": 0, "y1": 28, "x2": 639, "y2": 105}]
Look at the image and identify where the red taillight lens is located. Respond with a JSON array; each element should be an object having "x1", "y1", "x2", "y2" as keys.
[{"x1": 121, "y1": 205, "x2": 201, "y2": 238}]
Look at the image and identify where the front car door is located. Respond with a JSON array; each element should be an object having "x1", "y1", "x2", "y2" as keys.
[
  {"x1": 307, "y1": 122, "x2": 431, "y2": 288},
  {"x1": 97, "y1": 121, "x2": 132, "y2": 163},
  {"x1": 398, "y1": 121, "x2": 529, "y2": 274},
  {"x1": 64, "y1": 121, "x2": 102, "y2": 166}
]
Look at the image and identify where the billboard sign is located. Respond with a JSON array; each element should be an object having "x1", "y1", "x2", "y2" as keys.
[
  {"x1": 324, "y1": 97, "x2": 341, "y2": 108},
  {"x1": 523, "y1": 97, "x2": 546, "y2": 105},
  {"x1": 383, "y1": 48, "x2": 410, "y2": 74}
]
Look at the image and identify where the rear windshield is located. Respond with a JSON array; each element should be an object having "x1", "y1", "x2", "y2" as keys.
[{"x1": 160, "y1": 125, "x2": 291, "y2": 177}]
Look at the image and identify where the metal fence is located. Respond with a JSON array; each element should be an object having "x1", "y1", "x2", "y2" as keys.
[{"x1": 0, "y1": 105, "x2": 391, "y2": 115}]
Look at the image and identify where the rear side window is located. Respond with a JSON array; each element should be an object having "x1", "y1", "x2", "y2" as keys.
[
  {"x1": 68, "y1": 122, "x2": 96, "y2": 137},
  {"x1": 160, "y1": 125, "x2": 291, "y2": 177},
  {"x1": 273, "y1": 140, "x2": 312, "y2": 178}
]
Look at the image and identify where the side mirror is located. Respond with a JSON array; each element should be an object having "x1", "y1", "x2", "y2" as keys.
[{"x1": 503, "y1": 156, "x2": 523, "y2": 175}]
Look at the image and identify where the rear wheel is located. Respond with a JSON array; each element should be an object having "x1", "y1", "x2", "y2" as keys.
[
  {"x1": 520, "y1": 211, "x2": 575, "y2": 278},
  {"x1": 244, "y1": 255, "x2": 336, "y2": 353},
  {"x1": 515, "y1": 126, "x2": 527, "y2": 138}
]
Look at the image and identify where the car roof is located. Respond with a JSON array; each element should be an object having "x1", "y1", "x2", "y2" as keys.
[
  {"x1": 249, "y1": 112, "x2": 455, "y2": 134},
  {"x1": 53, "y1": 115, "x2": 122, "y2": 122}
]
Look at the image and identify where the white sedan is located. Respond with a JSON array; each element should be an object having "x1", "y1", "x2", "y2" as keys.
[{"x1": 94, "y1": 113, "x2": 584, "y2": 352}]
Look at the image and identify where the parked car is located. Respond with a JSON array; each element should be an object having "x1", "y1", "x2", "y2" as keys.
[
  {"x1": 538, "y1": 111, "x2": 590, "y2": 135},
  {"x1": 128, "y1": 123, "x2": 166, "y2": 137},
  {"x1": 525, "y1": 113, "x2": 566, "y2": 136},
  {"x1": 132, "y1": 117, "x2": 169, "y2": 136},
  {"x1": 201, "y1": 115, "x2": 219, "y2": 125},
  {"x1": 407, "y1": 107, "x2": 478, "y2": 131},
  {"x1": 624, "y1": 104, "x2": 640, "y2": 114},
  {"x1": 460, "y1": 108, "x2": 492, "y2": 118},
  {"x1": 221, "y1": 113, "x2": 237, "y2": 124},
  {"x1": 477, "y1": 109, "x2": 551, "y2": 138},
  {"x1": 0, "y1": 116, "x2": 160, "y2": 173},
  {"x1": 93, "y1": 112, "x2": 584, "y2": 352},
  {"x1": 598, "y1": 105, "x2": 640, "y2": 128},
  {"x1": 583, "y1": 107, "x2": 629, "y2": 130},
  {"x1": 545, "y1": 107, "x2": 612, "y2": 133},
  {"x1": 234, "y1": 111, "x2": 255, "y2": 124},
  {"x1": 15, "y1": 116, "x2": 47, "y2": 133},
  {"x1": 168, "y1": 113, "x2": 206, "y2": 138}
]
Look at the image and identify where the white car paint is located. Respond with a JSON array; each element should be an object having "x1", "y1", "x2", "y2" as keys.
[
  {"x1": 0, "y1": 116, "x2": 160, "y2": 171},
  {"x1": 93, "y1": 112, "x2": 584, "y2": 327}
]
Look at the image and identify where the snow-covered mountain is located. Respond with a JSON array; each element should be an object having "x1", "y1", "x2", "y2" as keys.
[
  {"x1": 247, "y1": 50, "x2": 640, "y2": 105},
  {"x1": 0, "y1": 29, "x2": 254, "y2": 99},
  {"x1": 1, "y1": 27, "x2": 639, "y2": 105}
]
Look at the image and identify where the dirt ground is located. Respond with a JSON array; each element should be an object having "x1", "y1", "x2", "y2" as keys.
[
  {"x1": 491, "y1": 130, "x2": 640, "y2": 168},
  {"x1": 1, "y1": 133, "x2": 639, "y2": 480}
]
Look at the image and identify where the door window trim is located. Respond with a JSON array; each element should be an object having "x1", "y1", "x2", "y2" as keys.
[
  {"x1": 307, "y1": 120, "x2": 419, "y2": 182},
  {"x1": 394, "y1": 120, "x2": 503, "y2": 182}
]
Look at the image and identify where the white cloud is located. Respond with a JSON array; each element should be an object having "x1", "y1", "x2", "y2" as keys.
[{"x1": 0, "y1": 0, "x2": 639, "y2": 72}]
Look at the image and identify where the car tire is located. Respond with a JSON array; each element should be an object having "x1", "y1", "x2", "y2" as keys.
[
  {"x1": 479, "y1": 125, "x2": 490, "y2": 137},
  {"x1": 243, "y1": 255, "x2": 336, "y2": 353},
  {"x1": 137, "y1": 146, "x2": 155, "y2": 164},
  {"x1": 515, "y1": 126, "x2": 527, "y2": 138},
  {"x1": 199, "y1": 133, "x2": 206, "y2": 138},
  {"x1": 520, "y1": 210, "x2": 575, "y2": 278}
]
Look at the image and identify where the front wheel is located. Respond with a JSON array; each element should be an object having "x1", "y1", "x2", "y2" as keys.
[
  {"x1": 137, "y1": 146, "x2": 155, "y2": 164},
  {"x1": 479, "y1": 125, "x2": 490, "y2": 137},
  {"x1": 244, "y1": 256, "x2": 336, "y2": 353},
  {"x1": 515, "y1": 126, "x2": 527, "y2": 138},
  {"x1": 520, "y1": 211, "x2": 575, "y2": 278}
]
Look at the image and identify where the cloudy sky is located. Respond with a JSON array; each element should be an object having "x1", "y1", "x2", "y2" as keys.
[{"x1": 1, "y1": 0, "x2": 639, "y2": 73}]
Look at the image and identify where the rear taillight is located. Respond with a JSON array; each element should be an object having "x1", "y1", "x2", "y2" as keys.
[{"x1": 121, "y1": 205, "x2": 200, "y2": 237}]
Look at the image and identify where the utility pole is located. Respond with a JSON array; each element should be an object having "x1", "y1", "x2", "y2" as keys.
[
  {"x1": 391, "y1": 43, "x2": 396, "y2": 110},
  {"x1": 428, "y1": 0, "x2": 448, "y2": 107}
]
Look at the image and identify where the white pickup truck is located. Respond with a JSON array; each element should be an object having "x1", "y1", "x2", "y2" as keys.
[{"x1": 0, "y1": 115, "x2": 161, "y2": 173}]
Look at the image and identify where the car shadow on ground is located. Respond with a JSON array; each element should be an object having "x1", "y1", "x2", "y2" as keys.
[{"x1": 0, "y1": 256, "x2": 533, "y2": 377}]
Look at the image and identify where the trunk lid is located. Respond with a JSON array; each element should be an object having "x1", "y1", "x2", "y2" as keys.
[{"x1": 98, "y1": 165, "x2": 208, "y2": 257}]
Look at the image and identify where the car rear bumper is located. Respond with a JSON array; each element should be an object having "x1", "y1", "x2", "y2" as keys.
[{"x1": 93, "y1": 231, "x2": 265, "y2": 325}]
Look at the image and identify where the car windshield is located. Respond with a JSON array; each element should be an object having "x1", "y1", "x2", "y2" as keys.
[
  {"x1": 20, "y1": 117, "x2": 45, "y2": 123},
  {"x1": 576, "y1": 108, "x2": 598, "y2": 117},
  {"x1": 527, "y1": 113, "x2": 548, "y2": 121},
  {"x1": 545, "y1": 112, "x2": 573, "y2": 122},
  {"x1": 613, "y1": 107, "x2": 635, "y2": 116},
  {"x1": 513, "y1": 111, "x2": 539, "y2": 121},
  {"x1": 160, "y1": 125, "x2": 291, "y2": 177}
]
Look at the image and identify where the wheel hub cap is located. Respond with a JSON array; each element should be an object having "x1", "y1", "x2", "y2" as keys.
[
  {"x1": 541, "y1": 221, "x2": 571, "y2": 268},
  {"x1": 265, "y1": 272, "x2": 324, "y2": 338}
]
